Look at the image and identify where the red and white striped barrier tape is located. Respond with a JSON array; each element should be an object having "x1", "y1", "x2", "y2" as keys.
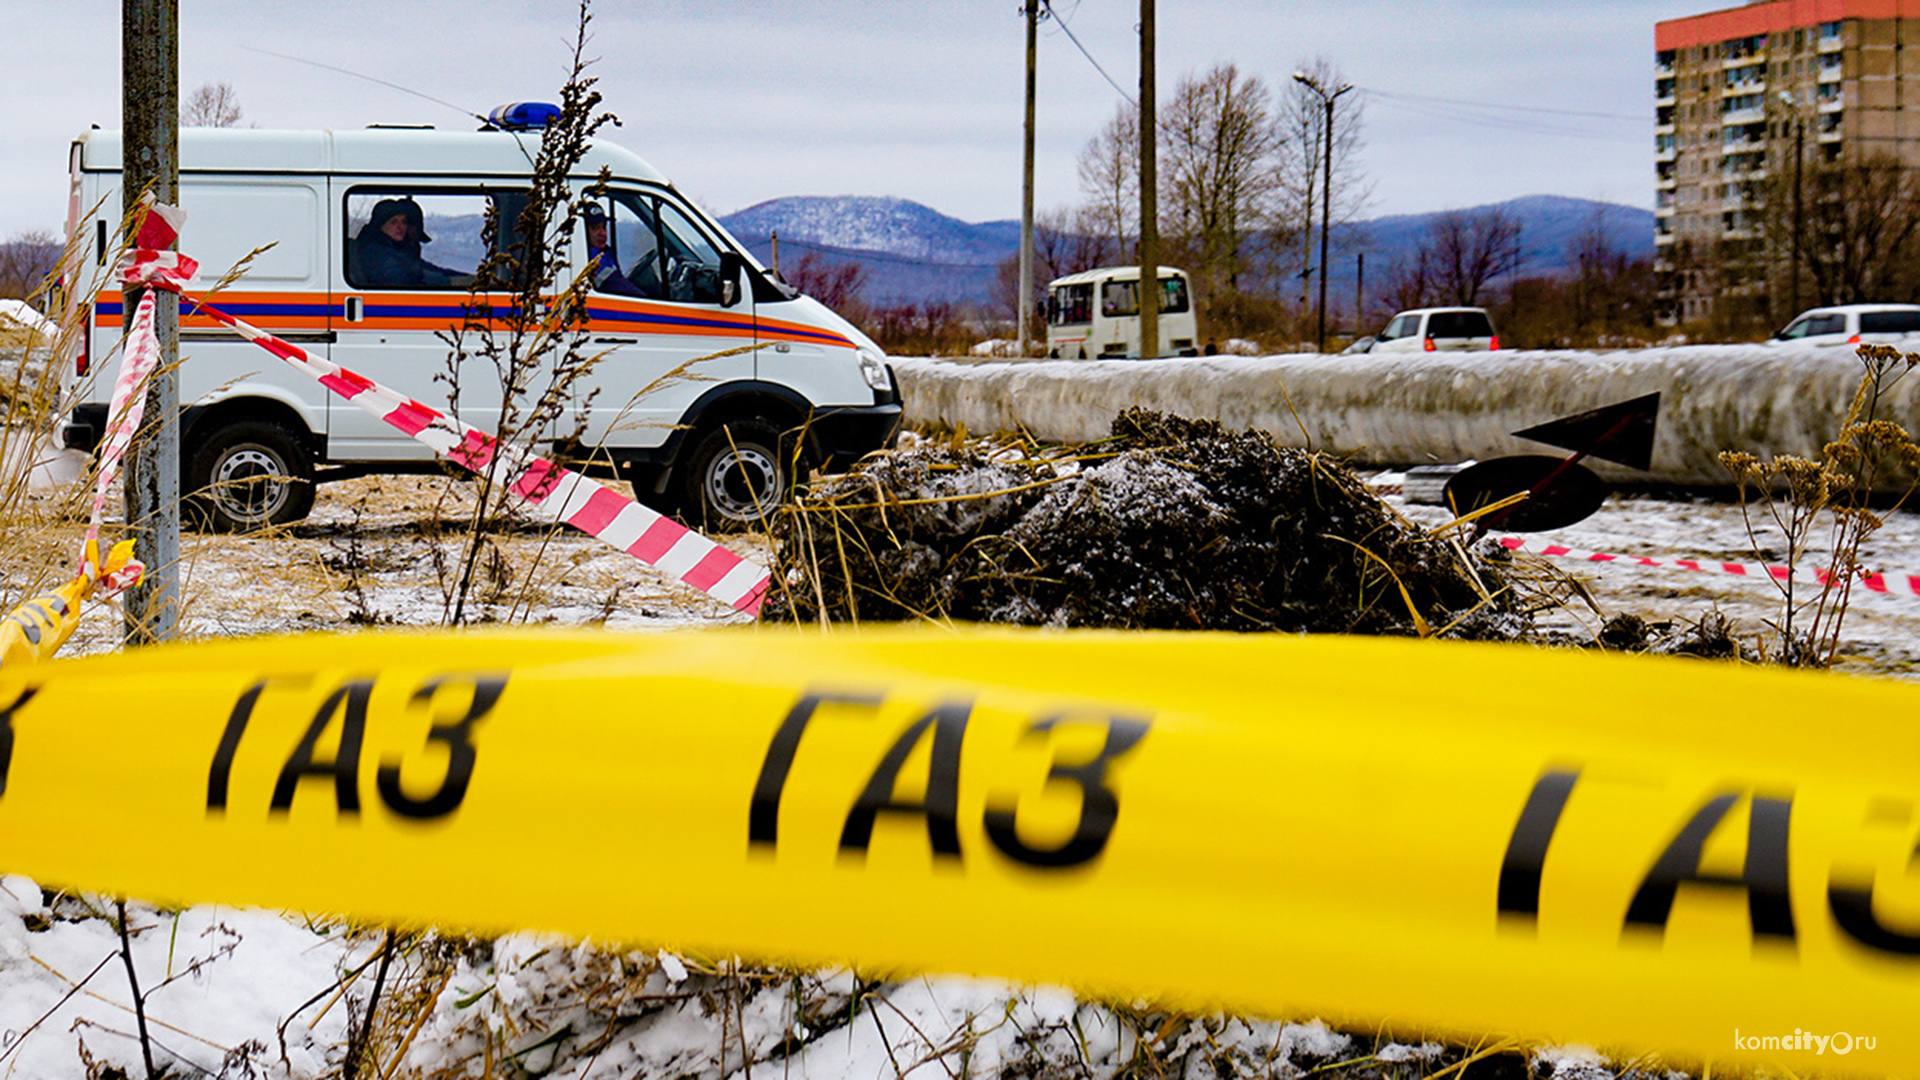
[
  {"x1": 182, "y1": 294, "x2": 770, "y2": 614},
  {"x1": 1497, "y1": 536, "x2": 1918, "y2": 598},
  {"x1": 116, "y1": 202, "x2": 768, "y2": 615}
]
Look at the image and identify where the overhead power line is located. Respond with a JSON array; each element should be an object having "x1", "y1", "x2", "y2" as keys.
[
  {"x1": 1359, "y1": 86, "x2": 1647, "y2": 143},
  {"x1": 1362, "y1": 87, "x2": 1644, "y2": 122},
  {"x1": 1041, "y1": 0, "x2": 1137, "y2": 107}
]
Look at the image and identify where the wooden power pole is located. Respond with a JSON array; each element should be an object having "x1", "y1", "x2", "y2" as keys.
[
  {"x1": 1137, "y1": 0, "x2": 1159, "y2": 359},
  {"x1": 1018, "y1": 0, "x2": 1038, "y2": 358},
  {"x1": 122, "y1": 0, "x2": 181, "y2": 646}
]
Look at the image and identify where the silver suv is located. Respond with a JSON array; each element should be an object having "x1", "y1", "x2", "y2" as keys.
[
  {"x1": 1350, "y1": 307, "x2": 1500, "y2": 354},
  {"x1": 1769, "y1": 304, "x2": 1920, "y2": 348}
]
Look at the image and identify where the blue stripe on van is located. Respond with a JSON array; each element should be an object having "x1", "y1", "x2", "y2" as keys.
[
  {"x1": 589, "y1": 307, "x2": 752, "y2": 335},
  {"x1": 364, "y1": 303, "x2": 475, "y2": 320},
  {"x1": 183, "y1": 300, "x2": 333, "y2": 319}
]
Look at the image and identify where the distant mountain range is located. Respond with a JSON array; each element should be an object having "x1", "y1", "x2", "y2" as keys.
[{"x1": 717, "y1": 194, "x2": 1656, "y2": 311}]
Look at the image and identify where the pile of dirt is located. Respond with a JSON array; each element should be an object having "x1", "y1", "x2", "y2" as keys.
[{"x1": 765, "y1": 409, "x2": 1524, "y2": 637}]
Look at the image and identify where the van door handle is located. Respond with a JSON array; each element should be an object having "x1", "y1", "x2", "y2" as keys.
[
  {"x1": 592, "y1": 337, "x2": 627, "y2": 344},
  {"x1": 344, "y1": 296, "x2": 364, "y2": 323}
]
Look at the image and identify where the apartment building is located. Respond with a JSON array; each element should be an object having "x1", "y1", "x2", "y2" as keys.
[{"x1": 1655, "y1": 0, "x2": 1920, "y2": 323}]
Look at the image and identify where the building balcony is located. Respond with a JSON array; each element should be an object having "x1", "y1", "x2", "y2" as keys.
[
  {"x1": 1655, "y1": 122, "x2": 1675, "y2": 136},
  {"x1": 1657, "y1": 147, "x2": 1678, "y2": 162},
  {"x1": 1722, "y1": 80, "x2": 1766, "y2": 96},
  {"x1": 1818, "y1": 35, "x2": 1844, "y2": 53},
  {"x1": 1657, "y1": 60, "x2": 1675, "y2": 76},
  {"x1": 1657, "y1": 174, "x2": 1678, "y2": 190},
  {"x1": 1818, "y1": 97, "x2": 1845, "y2": 113},
  {"x1": 1656, "y1": 93, "x2": 1676, "y2": 107},
  {"x1": 1721, "y1": 107, "x2": 1765, "y2": 124},
  {"x1": 1719, "y1": 137, "x2": 1763, "y2": 151},
  {"x1": 1818, "y1": 127, "x2": 1843, "y2": 143},
  {"x1": 1817, "y1": 65, "x2": 1842, "y2": 83},
  {"x1": 1722, "y1": 227, "x2": 1757, "y2": 240}
]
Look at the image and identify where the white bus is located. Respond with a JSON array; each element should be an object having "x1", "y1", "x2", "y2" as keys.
[{"x1": 1044, "y1": 265, "x2": 1199, "y2": 359}]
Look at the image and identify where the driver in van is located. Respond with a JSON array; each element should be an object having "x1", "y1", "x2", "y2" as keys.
[
  {"x1": 583, "y1": 204, "x2": 657, "y2": 298},
  {"x1": 350, "y1": 198, "x2": 471, "y2": 288}
]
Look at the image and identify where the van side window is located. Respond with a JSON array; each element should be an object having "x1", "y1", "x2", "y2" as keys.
[
  {"x1": 345, "y1": 190, "x2": 524, "y2": 290},
  {"x1": 1098, "y1": 278, "x2": 1188, "y2": 317},
  {"x1": 655, "y1": 200, "x2": 728, "y2": 305}
]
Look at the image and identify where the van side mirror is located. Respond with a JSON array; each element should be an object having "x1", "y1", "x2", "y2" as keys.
[{"x1": 720, "y1": 252, "x2": 746, "y2": 308}]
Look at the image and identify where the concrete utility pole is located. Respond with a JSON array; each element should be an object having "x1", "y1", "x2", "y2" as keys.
[
  {"x1": 1018, "y1": 0, "x2": 1038, "y2": 358},
  {"x1": 1294, "y1": 71, "x2": 1351, "y2": 354},
  {"x1": 122, "y1": 0, "x2": 181, "y2": 646},
  {"x1": 1137, "y1": 0, "x2": 1159, "y2": 359}
]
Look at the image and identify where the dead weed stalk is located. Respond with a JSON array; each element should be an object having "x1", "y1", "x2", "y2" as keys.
[{"x1": 1720, "y1": 343, "x2": 1920, "y2": 666}]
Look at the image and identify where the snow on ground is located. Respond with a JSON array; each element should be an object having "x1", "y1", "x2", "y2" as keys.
[{"x1": 1379, "y1": 479, "x2": 1920, "y2": 676}]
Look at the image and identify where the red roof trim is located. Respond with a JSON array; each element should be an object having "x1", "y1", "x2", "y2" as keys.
[{"x1": 1656, "y1": 0, "x2": 1919, "y2": 51}]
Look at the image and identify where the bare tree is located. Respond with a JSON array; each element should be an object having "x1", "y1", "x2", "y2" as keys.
[
  {"x1": 991, "y1": 207, "x2": 1113, "y2": 325},
  {"x1": 1568, "y1": 204, "x2": 1626, "y2": 333},
  {"x1": 1419, "y1": 208, "x2": 1524, "y2": 306},
  {"x1": 784, "y1": 251, "x2": 869, "y2": 317},
  {"x1": 0, "y1": 231, "x2": 59, "y2": 300},
  {"x1": 1076, "y1": 104, "x2": 1138, "y2": 261},
  {"x1": 1159, "y1": 63, "x2": 1278, "y2": 301},
  {"x1": 1774, "y1": 152, "x2": 1920, "y2": 306},
  {"x1": 1274, "y1": 56, "x2": 1371, "y2": 309},
  {"x1": 181, "y1": 81, "x2": 244, "y2": 128}
]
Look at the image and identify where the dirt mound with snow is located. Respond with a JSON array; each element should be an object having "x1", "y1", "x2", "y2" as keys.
[{"x1": 766, "y1": 409, "x2": 1520, "y2": 636}]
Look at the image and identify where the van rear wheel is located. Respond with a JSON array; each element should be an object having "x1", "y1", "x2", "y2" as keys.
[
  {"x1": 185, "y1": 420, "x2": 315, "y2": 532},
  {"x1": 677, "y1": 418, "x2": 791, "y2": 532}
]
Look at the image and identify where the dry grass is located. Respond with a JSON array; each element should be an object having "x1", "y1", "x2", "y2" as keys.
[{"x1": 5, "y1": 472, "x2": 761, "y2": 659}]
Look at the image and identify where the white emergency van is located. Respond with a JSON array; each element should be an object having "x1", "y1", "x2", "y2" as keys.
[
  {"x1": 1044, "y1": 265, "x2": 1198, "y2": 359},
  {"x1": 61, "y1": 110, "x2": 900, "y2": 531}
]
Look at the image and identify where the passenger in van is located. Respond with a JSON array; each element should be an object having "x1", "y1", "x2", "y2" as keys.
[
  {"x1": 351, "y1": 198, "x2": 471, "y2": 288},
  {"x1": 583, "y1": 205, "x2": 659, "y2": 299}
]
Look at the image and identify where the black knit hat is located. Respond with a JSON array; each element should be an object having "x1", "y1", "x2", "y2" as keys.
[{"x1": 370, "y1": 197, "x2": 431, "y2": 243}]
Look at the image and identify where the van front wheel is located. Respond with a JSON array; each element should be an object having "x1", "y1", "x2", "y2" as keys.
[
  {"x1": 185, "y1": 420, "x2": 315, "y2": 532},
  {"x1": 677, "y1": 418, "x2": 790, "y2": 532}
]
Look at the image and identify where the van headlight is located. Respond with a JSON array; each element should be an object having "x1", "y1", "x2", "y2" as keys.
[{"x1": 855, "y1": 346, "x2": 893, "y2": 392}]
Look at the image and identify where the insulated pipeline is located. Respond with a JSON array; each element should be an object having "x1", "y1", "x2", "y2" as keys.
[{"x1": 893, "y1": 347, "x2": 1913, "y2": 486}]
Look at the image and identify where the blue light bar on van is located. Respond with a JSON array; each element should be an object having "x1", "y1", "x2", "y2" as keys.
[{"x1": 486, "y1": 102, "x2": 562, "y2": 131}]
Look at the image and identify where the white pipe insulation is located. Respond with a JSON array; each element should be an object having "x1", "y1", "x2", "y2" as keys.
[{"x1": 891, "y1": 346, "x2": 1918, "y2": 486}]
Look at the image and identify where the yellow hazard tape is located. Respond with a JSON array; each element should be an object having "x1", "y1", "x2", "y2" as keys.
[
  {"x1": 0, "y1": 540, "x2": 142, "y2": 671},
  {"x1": 0, "y1": 626, "x2": 1914, "y2": 1072}
]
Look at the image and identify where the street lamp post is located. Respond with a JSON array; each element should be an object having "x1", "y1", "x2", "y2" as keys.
[{"x1": 1294, "y1": 72, "x2": 1351, "y2": 354}]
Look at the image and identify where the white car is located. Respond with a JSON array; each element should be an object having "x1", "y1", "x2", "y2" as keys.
[
  {"x1": 1353, "y1": 307, "x2": 1500, "y2": 354},
  {"x1": 1769, "y1": 304, "x2": 1920, "y2": 347}
]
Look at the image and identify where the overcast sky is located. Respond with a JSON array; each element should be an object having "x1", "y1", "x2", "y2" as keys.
[{"x1": 4, "y1": 0, "x2": 1706, "y2": 239}]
